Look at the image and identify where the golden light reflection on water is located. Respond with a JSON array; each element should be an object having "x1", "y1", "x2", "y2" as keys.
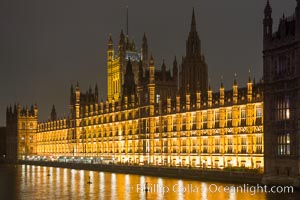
[{"x1": 5, "y1": 165, "x2": 298, "y2": 200}]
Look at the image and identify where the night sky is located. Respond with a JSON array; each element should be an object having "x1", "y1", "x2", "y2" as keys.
[{"x1": 0, "y1": 0, "x2": 296, "y2": 126}]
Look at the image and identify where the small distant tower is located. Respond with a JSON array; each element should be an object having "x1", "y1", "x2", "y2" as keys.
[
  {"x1": 107, "y1": 34, "x2": 115, "y2": 102},
  {"x1": 142, "y1": 33, "x2": 148, "y2": 71},
  {"x1": 263, "y1": 0, "x2": 273, "y2": 49},
  {"x1": 6, "y1": 104, "x2": 38, "y2": 163},
  {"x1": 51, "y1": 105, "x2": 57, "y2": 121},
  {"x1": 148, "y1": 55, "x2": 156, "y2": 105},
  {"x1": 173, "y1": 56, "x2": 178, "y2": 88}
]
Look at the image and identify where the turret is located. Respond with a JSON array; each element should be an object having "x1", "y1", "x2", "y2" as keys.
[
  {"x1": 142, "y1": 33, "x2": 148, "y2": 69},
  {"x1": 17, "y1": 103, "x2": 21, "y2": 115},
  {"x1": 176, "y1": 92, "x2": 181, "y2": 112},
  {"x1": 51, "y1": 105, "x2": 57, "y2": 121},
  {"x1": 161, "y1": 59, "x2": 166, "y2": 80},
  {"x1": 138, "y1": 60, "x2": 143, "y2": 84},
  {"x1": 233, "y1": 74, "x2": 238, "y2": 104},
  {"x1": 75, "y1": 82, "x2": 80, "y2": 104},
  {"x1": 148, "y1": 54, "x2": 155, "y2": 106},
  {"x1": 75, "y1": 82, "x2": 80, "y2": 119},
  {"x1": 95, "y1": 84, "x2": 98, "y2": 102},
  {"x1": 196, "y1": 83, "x2": 201, "y2": 109},
  {"x1": 247, "y1": 73, "x2": 253, "y2": 102},
  {"x1": 263, "y1": 0, "x2": 273, "y2": 49},
  {"x1": 220, "y1": 78, "x2": 225, "y2": 106},
  {"x1": 173, "y1": 56, "x2": 178, "y2": 82},
  {"x1": 118, "y1": 30, "x2": 126, "y2": 55},
  {"x1": 70, "y1": 84, "x2": 74, "y2": 104},
  {"x1": 167, "y1": 96, "x2": 171, "y2": 113},
  {"x1": 208, "y1": 85, "x2": 212, "y2": 108},
  {"x1": 149, "y1": 54, "x2": 155, "y2": 84},
  {"x1": 186, "y1": 84, "x2": 190, "y2": 111},
  {"x1": 107, "y1": 34, "x2": 114, "y2": 62},
  {"x1": 29, "y1": 105, "x2": 33, "y2": 116}
]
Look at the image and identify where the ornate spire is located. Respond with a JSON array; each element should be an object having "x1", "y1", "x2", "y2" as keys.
[
  {"x1": 186, "y1": 8, "x2": 201, "y2": 57},
  {"x1": 123, "y1": 59, "x2": 136, "y2": 98},
  {"x1": 51, "y1": 105, "x2": 57, "y2": 121},
  {"x1": 191, "y1": 7, "x2": 197, "y2": 33},
  {"x1": 108, "y1": 34, "x2": 113, "y2": 46},
  {"x1": 248, "y1": 69, "x2": 252, "y2": 83},
  {"x1": 70, "y1": 84, "x2": 74, "y2": 94},
  {"x1": 173, "y1": 56, "x2": 177, "y2": 66},
  {"x1": 143, "y1": 32, "x2": 147, "y2": 43},
  {"x1": 173, "y1": 56, "x2": 178, "y2": 76},
  {"x1": 150, "y1": 54, "x2": 154, "y2": 66},
  {"x1": 264, "y1": 0, "x2": 272, "y2": 17},
  {"x1": 234, "y1": 73, "x2": 238, "y2": 85},
  {"x1": 95, "y1": 84, "x2": 98, "y2": 94},
  {"x1": 142, "y1": 32, "x2": 148, "y2": 68},
  {"x1": 162, "y1": 59, "x2": 166, "y2": 71},
  {"x1": 220, "y1": 75, "x2": 224, "y2": 88},
  {"x1": 119, "y1": 30, "x2": 125, "y2": 45},
  {"x1": 138, "y1": 59, "x2": 143, "y2": 83}
]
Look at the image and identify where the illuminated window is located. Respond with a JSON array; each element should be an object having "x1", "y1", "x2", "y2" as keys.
[
  {"x1": 276, "y1": 95, "x2": 290, "y2": 120},
  {"x1": 226, "y1": 109, "x2": 232, "y2": 127},
  {"x1": 277, "y1": 133, "x2": 290, "y2": 156},
  {"x1": 256, "y1": 107, "x2": 263, "y2": 117},
  {"x1": 203, "y1": 112, "x2": 207, "y2": 122},
  {"x1": 214, "y1": 110, "x2": 220, "y2": 128},
  {"x1": 241, "y1": 137, "x2": 247, "y2": 153},
  {"x1": 241, "y1": 108, "x2": 246, "y2": 119},
  {"x1": 22, "y1": 122, "x2": 26, "y2": 130},
  {"x1": 241, "y1": 108, "x2": 246, "y2": 126},
  {"x1": 191, "y1": 113, "x2": 196, "y2": 129},
  {"x1": 202, "y1": 112, "x2": 207, "y2": 129},
  {"x1": 214, "y1": 138, "x2": 220, "y2": 153},
  {"x1": 227, "y1": 110, "x2": 232, "y2": 119},
  {"x1": 156, "y1": 94, "x2": 160, "y2": 103}
]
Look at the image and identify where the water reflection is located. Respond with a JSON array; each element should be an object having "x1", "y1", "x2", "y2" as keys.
[{"x1": 0, "y1": 164, "x2": 299, "y2": 200}]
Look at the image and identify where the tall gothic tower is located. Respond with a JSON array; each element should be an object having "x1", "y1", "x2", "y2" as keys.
[
  {"x1": 107, "y1": 30, "x2": 146, "y2": 102},
  {"x1": 263, "y1": 0, "x2": 300, "y2": 186},
  {"x1": 180, "y1": 9, "x2": 208, "y2": 99}
]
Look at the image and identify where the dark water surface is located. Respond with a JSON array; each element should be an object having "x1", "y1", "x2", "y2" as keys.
[{"x1": 0, "y1": 164, "x2": 299, "y2": 200}]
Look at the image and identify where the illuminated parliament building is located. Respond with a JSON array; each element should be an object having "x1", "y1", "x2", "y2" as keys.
[
  {"x1": 6, "y1": 1, "x2": 299, "y2": 174},
  {"x1": 5, "y1": 9, "x2": 264, "y2": 169}
]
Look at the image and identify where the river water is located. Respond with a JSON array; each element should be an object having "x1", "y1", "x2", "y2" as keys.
[{"x1": 0, "y1": 164, "x2": 299, "y2": 200}]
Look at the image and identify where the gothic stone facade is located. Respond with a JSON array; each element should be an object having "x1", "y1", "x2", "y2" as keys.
[{"x1": 263, "y1": 0, "x2": 300, "y2": 186}]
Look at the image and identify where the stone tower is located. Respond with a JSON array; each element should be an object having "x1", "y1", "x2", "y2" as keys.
[
  {"x1": 107, "y1": 30, "x2": 145, "y2": 102},
  {"x1": 263, "y1": 0, "x2": 300, "y2": 186},
  {"x1": 6, "y1": 104, "x2": 38, "y2": 162},
  {"x1": 180, "y1": 8, "x2": 208, "y2": 100}
]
